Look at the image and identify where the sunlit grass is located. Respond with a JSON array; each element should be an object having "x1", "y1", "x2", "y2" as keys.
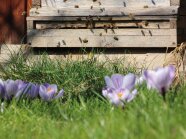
[{"x1": 0, "y1": 51, "x2": 185, "y2": 139}]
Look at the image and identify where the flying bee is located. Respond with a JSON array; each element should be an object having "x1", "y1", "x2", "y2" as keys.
[
  {"x1": 99, "y1": 33, "x2": 102, "y2": 36},
  {"x1": 144, "y1": 5, "x2": 148, "y2": 8},
  {"x1": 90, "y1": 6, "x2": 93, "y2": 9},
  {"x1": 63, "y1": 0, "x2": 67, "y2": 2},
  {"x1": 98, "y1": 2, "x2": 101, "y2": 5}
]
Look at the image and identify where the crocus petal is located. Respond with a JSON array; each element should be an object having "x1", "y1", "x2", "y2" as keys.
[
  {"x1": 4, "y1": 80, "x2": 18, "y2": 98},
  {"x1": 39, "y1": 85, "x2": 50, "y2": 101},
  {"x1": 54, "y1": 89, "x2": 64, "y2": 99},
  {"x1": 0, "y1": 79, "x2": 5, "y2": 99},
  {"x1": 25, "y1": 83, "x2": 39, "y2": 99},
  {"x1": 144, "y1": 66, "x2": 175, "y2": 93},
  {"x1": 122, "y1": 73, "x2": 136, "y2": 90},
  {"x1": 126, "y1": 89, "x2": 138, "y2": 102},
  {"x1": 102, "y1": 88, "x2": 109, "y2": 98},
  {"x1": 143, "y1": 70, "x2": 158, "y2": 90},
  {"x1": 107, "y1": 93, "x2": 123, "y2": 106},
  {"x1": 111, "y1": 74, "x2": 124, "y2": 89},
  {"x1": 104, "y1": 76, "x2": 115, "y2": 89},
  {"x1": 47, "y1": 84, "x2": 57, "y2": 95}
]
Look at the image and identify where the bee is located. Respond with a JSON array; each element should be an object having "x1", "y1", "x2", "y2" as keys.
[
  {"x1": 90, "y1": 28, "x2": 94, "y2": 33},
  {"x1": 79, "y1": 37, "x2": 82, "y2": 43},
  {"x1": 99, "y1": 2, "x2": 101, "y2": 5},
  {"x1": 99, "y1": 33, "x2": 102, "y2": 36},
  {"x1": 114, "y1": 36, "x2": 119, "y2": 41},
  {"x1": 93, "y1": 0, "x2": 97, "y2": 2},
  {"x1": 121, "y1": 12, "x2": 125, "y2": 15},
  {"x1": 83, "y1": 39, "x2": 88, "y2": 43},
  {"x1": 63, "y1": 0, "x2": 67, "y2": 2},
  {"x1": 123, "y1": 2, "x2": 126, "y2": 7},
  {"x1": 157, "y1": 24, "x2": 160, "y2": 29},
  {"x1": 57, "y1": 42, "x2": 61, "y2": 47},
  {"x1": 141, "y1": 30, "x2": 145, "y2": 36},
  {"x1": 62, "y1": 40, "x2": 66, "y2": 45},
  {"x1": 104, "y1": 25, "x2": 108, "y2": 33},
  {"x1": 149, "y1": 30, "x2": 152, "y2": 36},
  {"x1": 142, "y1": 21, "x2": 149, "y2": 26},
  {"x1": 100, "y1": 8, "x2": 105, "y2": 12},
  {"x1": 129, "y1": 13, "x2": 135, "y2": 20},
  {"x1": 35, "y1": 11, "x2": 40, "y2": 14},
  {"x1": 90, "y1": 6, "x2": 93, "y2": 9},
  {"x1": 74, "y1": 5, "x2": 79, "y2": 8},
  {"x1": 144, "y1": 5, "x2": 148, "y2": 8}
]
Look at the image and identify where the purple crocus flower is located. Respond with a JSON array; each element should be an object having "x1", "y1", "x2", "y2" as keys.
[
  {"x1": 4, "y1": 79, "x2": 19, "y2": 100},
  {"x1": 0, "y1": 79, "x2": 5, "y2": 99},
  {"x1": 39, "y1": 83, "x2": 64, "y2": 101},
  {"x1": 25, "y1": 83, "x2": 40, "y2": 99},
  {"x1": 3, "y1": 79, "x2": 28, "y2": 100},
  {"x1": 143, "y1": 65, "x2": 175, "y2": 100},
  {"x1": 102, "y1": 73, "x2": 138, "y2": 107},
  {"x1": 16, "y1": 82, "x2": 40, "y2": 99}
]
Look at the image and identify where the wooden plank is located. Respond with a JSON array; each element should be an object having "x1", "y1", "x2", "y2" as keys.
[
  {"x1": 35, "y1": 21, "x2": 171, "y2": 29},
  {"x1": 28, "y1": 29, "x2": 176, "y2": 36},
  {"x1": 41, "y1": 0, "x2": 170, "y2": 8},
  {"x1": 27, "y1": 29, "x2": 177, "y2": 47},
  {"x1": 27, "y1": 16, "x2": 176, "y2": 21},
  {"x1": 30, "y1": 6, "x2": 178, "y2": 16}
]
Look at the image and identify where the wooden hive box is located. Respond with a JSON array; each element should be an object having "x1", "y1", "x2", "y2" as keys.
[{"x1": 27, "y1": 0, "x2": 183, "y2": 70}]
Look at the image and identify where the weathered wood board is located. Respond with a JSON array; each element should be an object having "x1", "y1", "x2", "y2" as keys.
[
  {"x1": 27, "y1": 29, "x2": 177, "y2": 48},
  {"x1": 41, "y1": 0, "x2": 170, "y2": 8},
  {"x1": 35, "y1": 21, "x2": 172, "y2": 29},
  {"x1": 30, "y1": 6, "x2": 178, "y2": 16}
]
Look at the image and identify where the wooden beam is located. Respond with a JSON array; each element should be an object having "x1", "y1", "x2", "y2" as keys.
[
  {"x1": 27, "y1": 29, "x2": 177, "y2": 48},
  {"x1": 41, "y1": 0, "x2": 170, "y2": 8},
  {"x1": 27, "y1": 16, "x2": 177, "y2": 21},
  {"x1": 29, "y1": 6, "x2": 179, "y2": 16}
]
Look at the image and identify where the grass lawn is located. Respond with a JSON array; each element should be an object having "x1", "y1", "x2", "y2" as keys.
[{"x1": 0, "y1": 52, "x2": 185, "y2": 139}]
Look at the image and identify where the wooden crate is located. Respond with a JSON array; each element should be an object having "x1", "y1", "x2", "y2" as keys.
[
  {"x1": 26, "y1": 0, "x2": 185, "y2": 71},
  {"x1": 27, "y1": 0, "x2": 179, "y2": 48}
]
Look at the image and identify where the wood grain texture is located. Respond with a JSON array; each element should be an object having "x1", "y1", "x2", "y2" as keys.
[
  {"x1": 35, "y1": 21, "x2": 171, "y2": 29},
  {"x1": 27, "y1": 16, "x2": 176, "y2": 21},
  {"x1": 30, "y1": 6, "x2": 178, "y2": 16},
  {"x1": 41, "y1": 0, "x2": 170, "y2": 8},
  {"x1": 27, "y1": 29, "x2": 177, "y2": 48}
]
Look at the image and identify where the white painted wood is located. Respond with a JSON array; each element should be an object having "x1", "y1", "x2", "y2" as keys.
[
  {"x1": 30, "y1": 6, "x2": 178, "y2": 16},
  {"x1": 27, "y1": 29, "x2": 177, "y2": 47},
  {"x1": 41, "y1": 0, "x2": 170, "y2": 8}
]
